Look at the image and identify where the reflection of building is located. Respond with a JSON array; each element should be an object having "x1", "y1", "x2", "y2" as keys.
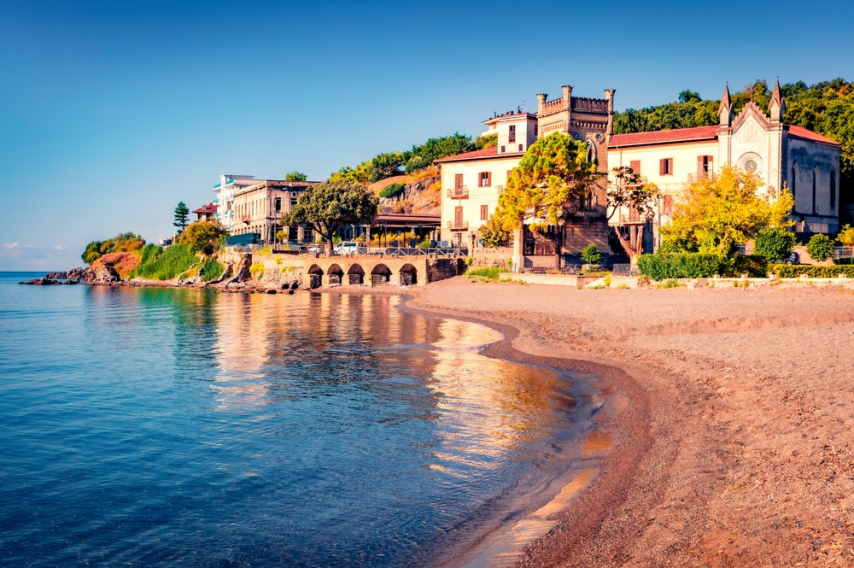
[
  {"x1": 230, "y1": 180, "x2": 318, "y2": 244},
  {"x1": 438, "y1": 84, "x2": 614, "y2": 267},
  {"x1": 213, "y1": 175, "x2": 260, "y2": 231},
  {"x1": 608, "y1": 80, "x2": 842, "y2": 247}
]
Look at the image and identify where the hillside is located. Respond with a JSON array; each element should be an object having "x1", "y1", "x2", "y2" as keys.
[{"x1": 613, "y1": 79, "x2": 854, "y2": 213}]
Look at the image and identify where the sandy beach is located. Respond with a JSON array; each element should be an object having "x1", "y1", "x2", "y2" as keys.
[{"x1": 395, "y1": 278, "x2": 854, "y2": 567}]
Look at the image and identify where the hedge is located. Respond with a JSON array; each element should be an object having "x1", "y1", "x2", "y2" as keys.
[
  {"x1": 833, "y1": 257, "x2": 854, "y2": 265},
  {"x1": 637, "y1": 253, "x2": 767, "y2": 280},
  {"x1": 767, "y1": 264, "x2": 852, "y2": 278}
]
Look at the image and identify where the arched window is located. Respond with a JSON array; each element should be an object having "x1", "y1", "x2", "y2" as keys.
[
  {"x1": 831, "y1": 170, "x2": 837, "y2": 210},
  {"x1": 791, "y1": 162, "x2": 798, "y2": 198},
  {"x1": 812, "y1": 168, "x2": 818, "y2": 214}
]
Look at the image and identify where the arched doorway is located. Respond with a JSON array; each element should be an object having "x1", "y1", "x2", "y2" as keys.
[
  {"x1": 347, "y1": 264, "x2": 365, "y2": 285},
  {"x1": 399, "y1": 263, "x2": 417, "y2": 286},
  {"x1": 307, "y1": 265, "x2": 323, "y2": 289},
  {"x1": 327, "y1": 263, "x2": 344, "y2": 286},
  {"x1": 371, "y1": 264, "x2": 392, "y2": 286}
]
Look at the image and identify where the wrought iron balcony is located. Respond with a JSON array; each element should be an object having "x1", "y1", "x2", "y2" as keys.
[
  {"x1": 447, "y1": 220, "x2": 469, "y2": 231},
  {"x1": 446, "y1": 187, "x2": 469, "y2": 199}
]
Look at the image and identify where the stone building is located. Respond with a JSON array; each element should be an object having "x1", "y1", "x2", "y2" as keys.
[
  {"x1": 212, "y1": 175, "x2": 260, "y2": 231},
  {"x1": 608, "y1": 80, "x2": 842, "y2": 251},
  {"x1": 229, "y1": 180, "x2": 317, "y2": 245},
  {"x1": 438, "y1": 83, "x2": 616, "y2": 269}
]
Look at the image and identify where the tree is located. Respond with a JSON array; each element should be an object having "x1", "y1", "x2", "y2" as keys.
[
  {"x1": 497, "y1": 133, "x2": 598, "y2": 270},
  {"x1": 282, "y1": 181, "x2": 378, "y2": 256},
  {"x1": 582, "y1": 243, "x2": 602, "y2": 265},
  {"x1": 474, "y1": 134, "x2": 498, "y2": 149},
  {"x1": 81, "y1": 232, "x2": 146, "y2": 264},
  {"x1": 806, "y1": 233, "x2": 834, "y2": 261},
  {"x1": 660, "y1": 165, "x2": 794, "y2": 256},
  {"x1": 285, "y1": 172, "x2": 307, "y2": 181},
  {"x1": 754, "y1": 227, "x2": 797, "y2": 261},
  {"x1": 607, "y1": 166, "x2": 660, "y2": 264},
  {"x1": 837, "y1": 224, "x2": 854, "y2": 247},
  {"x1": 678, "y1": 90, "x2": 701, "y2": 103},
  {"x1": 174, "y1": 202, "x2": 190, "y2": 233},
  {"x1": 479, "y1": 214, "x2": 511, "y2": 247},
  {"x1": 178, "y1": 220, "x2": 227, "y2": 256}
]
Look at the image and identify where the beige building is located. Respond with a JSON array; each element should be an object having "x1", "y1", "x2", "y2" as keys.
[
  {"x1": 608, "y1": 81, "x2": 842, "y2": 250},
  {"x1": 230, "y1": 180, "x2": 317, "y2": 244},
  {"x1": 438, "y1": 84, "x2": 615, "y2": 269}
]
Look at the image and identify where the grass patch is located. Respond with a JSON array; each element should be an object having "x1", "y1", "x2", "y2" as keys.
[
  {"x1": 201, "y1": 258, "x2": 224, "y2": 282},
  {"x1": 656, "y1": 278, "x2": 686, "y2": 289},
  {"x1": 617, "y1": 283, "x2": 630, "y2": 289},
  {"x1": 249, "y1": 263, "x2": 265, "y2": 280},
  {"x1": 131, "y1": 244, "x2": 198, "y2": 281},
  {"x1": 465, "y1": 266, "x2": 509, "y2": 281}
]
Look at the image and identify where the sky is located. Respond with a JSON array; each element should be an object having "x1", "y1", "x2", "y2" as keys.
[{"x1": 1, "y1": 0, "x2": 853, "y2": 270}]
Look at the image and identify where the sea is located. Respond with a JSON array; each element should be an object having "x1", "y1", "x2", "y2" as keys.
[{"x1": 0, "y1": 272, "x2": 594, "y2": 567}]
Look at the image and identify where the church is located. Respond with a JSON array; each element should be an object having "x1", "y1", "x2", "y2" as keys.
[{"x1": 438, "y1": 79, "x2": 842, "y2": 265}]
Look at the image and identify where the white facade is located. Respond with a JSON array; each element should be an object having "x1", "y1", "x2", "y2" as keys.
[{"x1": 213, "y1": 174, "x2": 258, "y2": 231}]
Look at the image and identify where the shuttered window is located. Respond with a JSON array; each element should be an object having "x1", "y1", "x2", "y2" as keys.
[
  {"x1": 697, "y1": 156, "x2": 713, "y2": 178},
  {"x1": 509, "y1": 125, "x2": 516, "y2": 143},
  {"x1": 455, "y1": 174, "x2": 463, "y2": 189},
  {"x1": 481, "y1": 205, "x2": 488, "y2": 220},
  {"x1": 660, "y1": 158, "x2": 674, "y2": 176},
  {"x1": 479, "y1": 172, "x2": 491, "y2": 187},
  {"x1": 630, "y1": 160, "x2": 641, "y2": 174}
]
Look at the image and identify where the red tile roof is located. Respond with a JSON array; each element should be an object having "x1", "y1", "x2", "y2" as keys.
[
  {"x1": 193, "y1": 203, "x2": 218, "y2": 215},
  {"x1": 609, "y1": 125, "x2": 720, "y2": 148},
  {"x1": 435, "y1": 146, "x2": 524, "y2": 163},
  {"x1": 786, "y1": 125, "x2": 840, "y2": 147}
]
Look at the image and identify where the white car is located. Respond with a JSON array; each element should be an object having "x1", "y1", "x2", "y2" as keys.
[{"x1": 333, "y1": 241, "x2": 362, "y2": 255}]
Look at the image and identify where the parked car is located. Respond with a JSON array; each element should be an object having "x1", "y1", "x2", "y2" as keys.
[
  {"x1": 782, "y1": 251, "x2": 800, "y2": 265},
  {"x1": 304, "y1": 244, "x2": 321, "y2": 253},
  {"x1": 333, "y1": 241, "x2": 362, "y2": 255}
]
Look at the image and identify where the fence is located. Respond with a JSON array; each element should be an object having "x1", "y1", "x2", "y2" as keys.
[
  {"x1": 834, "y1": 247, "x2": 854, "y2": 259},
  {"x1": 612, "y1": 263, "x2": 639, "y2": 277}
]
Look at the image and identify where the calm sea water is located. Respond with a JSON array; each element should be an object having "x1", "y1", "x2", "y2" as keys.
[{"x1": 0, "y1": 273, "x2": 587, "y2": 567}]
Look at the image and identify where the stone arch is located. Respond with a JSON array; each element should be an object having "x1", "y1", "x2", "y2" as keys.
[
  {"x1": 399, "y1": 263, "x2": 417, "y2": 286},
  {"x1": 327, "y1": 263, "x2": 344, "y2": 286},
  {"x1": 347, "y1": 264, "x2": 365, "y2": 285},
  {"x1": 307, "y1": 264, "x2": 323, "y2": 289},
  {"x1": 370, "y1": 263, "x2": 392, "y2": 286}
]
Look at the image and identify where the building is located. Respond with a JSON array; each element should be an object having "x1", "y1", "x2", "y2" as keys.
[
  {"x1": 192, "y1": 203, "x2": 217, "y2": 222},
  {"x1": 213, "y1": 175, "x2": 260, "y2": 231},
  {"x1": 608, "y1": 80, "x2": 842, "y2": 250},
  {"x1": 229, "y1": 180, "x2": 317, "y2": 244},
  {"x1": 438, "y1": 84, "x2": 615, "y2": 269}
]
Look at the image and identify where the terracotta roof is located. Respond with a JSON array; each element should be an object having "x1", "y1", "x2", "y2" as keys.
[
  {"x1": 609, "y1": 126, "x2": 720, "y2": 148},
  {"x1": 434, "y1": 147, "x2": 524, "y2": 163},
  {"x1": 786, "y1": 125, "x2": 840, "y2": 147},
  {"x1": 193, "y1": 203, "x2": 218, "y2": 215}
]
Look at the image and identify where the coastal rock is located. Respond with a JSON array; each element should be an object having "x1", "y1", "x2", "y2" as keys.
[{"x1": 20, "y1": 277, "x2": 62, "y2": 285}]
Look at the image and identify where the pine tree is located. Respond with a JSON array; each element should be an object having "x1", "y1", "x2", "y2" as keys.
[{"x1": 174, "y1": 202, "x2": 190, "y2": 233}]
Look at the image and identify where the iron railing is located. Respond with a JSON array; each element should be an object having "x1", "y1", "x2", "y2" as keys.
[
  {"x1": 447, "y1": 187, "x2": 469, "y2": 199},
  {"x1": 447, "y1": 220, "x2": 469, "y2": 231}
]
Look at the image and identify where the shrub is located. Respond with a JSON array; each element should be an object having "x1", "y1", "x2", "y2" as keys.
[
  {"x1": 249, "y1": 263, "x2": 265, "y2": 280},
  {"x1": 581, "y1": 243, "x2": 602, "y2": 265},
  {"x1": 754, "y1": 227, "x2": 796, "y2": 261},
  {"x1": 465, "y1": 267, "x2": 507, "y2": 281},
  {"x1": 379, "y1": 183, "x2": 406, "y2": 199},
  {"x1": 637, "y1": 253, "x2": 727, "y2": 280},
  {"x1": 837, "y1": 224, "x2": 854, "y2": 247},
  {"x1": 834, "y1": 257, "x2": 854, "y2": 265},
  {"x1": 806, "y1": 234, "x2": 834, "y2": 261},
  {"x1": 178, "y1": 221, "x2": 226, "y2": 255},
  {"x1": 131, "y1": 243, "x2": 197, "y2": 280},
  {"x1": 418, "y1": 239, "x2": 431, "y2": 250},
  {"x1": 730, "y1": 255, "x2": 768, "y2": 278},
  {"x1": 768, "y1": 264, "x2": 851, "y2": 278},
  {"x1": 200, "y1": 258, "x2": 224, "y2": 282},
  {"x1": 82, "y1": 232, "x2": 146, "y2": 264},
  {"x1": 656, "y1": 279, "x2": 686, "y2": 289},
  {"x1": 480, "y1": 214, "x2": 511, "y2": 247}
]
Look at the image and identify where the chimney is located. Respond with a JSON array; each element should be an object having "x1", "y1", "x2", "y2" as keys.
[{"x1": 604, "y1": 89, "x2": 616, "y2": 136}]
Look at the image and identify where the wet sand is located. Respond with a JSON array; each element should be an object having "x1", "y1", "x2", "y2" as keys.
[{"x1": 392, "y1": 279, "x2": 854, "y2": 567}]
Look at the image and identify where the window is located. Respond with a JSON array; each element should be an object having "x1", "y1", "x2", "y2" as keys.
[
  {"x1": 291, "y1": 197, "x2": 298, "y2": 208},
  {"x1": 455, "y1": 173, "x2": 463, "y2": 189},
  {"x1": 501, "y1": 145, "x2": 505, "y2": 153},
  {"x1": 698, "y1": 155, "x2": 714, "y2": 178},
  {"x1": 507, "y1": 170, "x2": 513, "y2": 180},
  {"x1": 518, "y1": 144, "x2": 523, "y2": 152},
  {"x1": 509, "y1": 125, "x2": 516, "y2": 143},
  {"x1": 534, "y1": 124, "x2": 538, "y2": 137},
  {"x1": 663, "y1": 195, "x2": 674, "y2": 215},
  {"x1": 659, "y1": 158, "x2": 674, "y2": 176},
  {"x1": 454, "y1": 206, "x2": 463, "y2": 227},
  {"x1": 831, "y1": 170, "x2": 837, "y2": 209},
  {"x1": 630, "y1": 160, "x2": 641, "y2": 174},
  {"x1": 480, "y1": 205, "x2": 488, "y2": 221},
  {"x1": 275, "y1": 197, "x2": 282, "y2": 212},
  {"x1": 479, "y1": 172, "x2": 491, "y2": 187}
]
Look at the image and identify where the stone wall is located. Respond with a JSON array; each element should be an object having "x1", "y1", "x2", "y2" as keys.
[{"x1": 427, "y1": 258, "x2": 465, "y2": 282}]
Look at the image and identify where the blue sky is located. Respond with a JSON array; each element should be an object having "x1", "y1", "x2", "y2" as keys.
[{"x1": 1, "y1": 0, "x2": 852, "y2": 270}]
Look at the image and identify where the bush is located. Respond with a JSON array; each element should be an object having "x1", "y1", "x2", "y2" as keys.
[
  {"x1": 834, "y1": 257, "x2": 854, "y2": 265},
  {"x1": 465, "y1": 267, "x2": 507, "y2": 281},
  {"x1": 581, "y1": 243, "x2": 602, "y2": 265},
  {"x1": 806, "y1": 234, "x2": 834, "y2": 261},
  {"x1": 637, "y1": 253, "x2": 728, "y2": 280},
  {"x1": 178, "y1": 221, "x2": 226, "y2": 255},
  {"x1": 379, "y1": 183, "x2": 406, "y2": 199},
  {"x1": 480, "y1": 214, "x2": 511, "y2": 247},
  {"x1": 131, "y1": 243, "x2": 197, "y2": 280},
  {"x1": 754, "y1": 227, "x2": 796, "y2": 261},
  {"x1": 200, "y1": 258, "x2": 224, "y2": 282},
  {"x1": 730, "y1": 255, "x2": 768, "y2": 277},
  {"x1": 768, "y1": 264, "x2": 851, "y2": 278},
  {"x1": 82, "y1": 232, "x2": 146, "y2": 264},
  {"x1": 418, "y1": 239, "x2": 431, "y2": 250},
  {"x1": 249, "y1": 263, "x2": 265, "y2": 280}
]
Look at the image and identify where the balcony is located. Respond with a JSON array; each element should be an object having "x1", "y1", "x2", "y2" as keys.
[
  {"x1": 241, "y1": 215, "x2": 250, "y2": 224},
  {"x1": 687, "y1": 172, "x2": 715, "y2": 183},
  {"x1": 447, "y1": 187, "x2": 469, "y2": 199},
  {"x1": 447, "y1": 220, "x2": 469, "y2": 231}
]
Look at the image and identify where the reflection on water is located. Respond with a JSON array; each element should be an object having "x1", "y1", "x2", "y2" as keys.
[{"x1": 0, "y1": 275, "x2": 583, "y2": 568}]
